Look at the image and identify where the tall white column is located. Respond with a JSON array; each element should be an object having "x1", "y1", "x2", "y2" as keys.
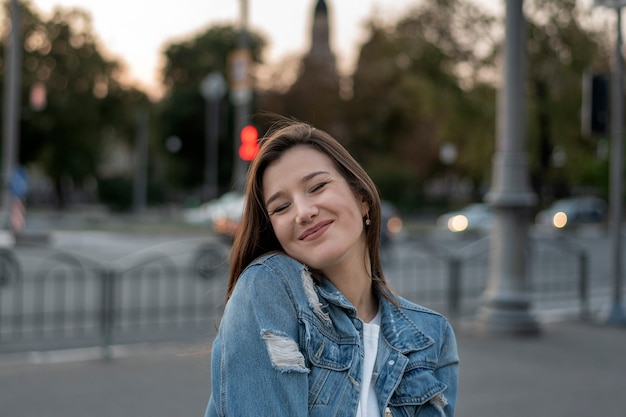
[{"x1": 474, "y1": 0, "x2": 540, "y2": 335}]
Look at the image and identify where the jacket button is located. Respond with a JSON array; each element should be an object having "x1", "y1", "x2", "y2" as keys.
[{"x1": 388, "y1": 360, "x2": 395, "y2": 366}]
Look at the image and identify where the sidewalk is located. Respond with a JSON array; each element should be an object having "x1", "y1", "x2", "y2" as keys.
[
  {"x1": 1, "y1": 320, "x2": 625, "y2": 417},
  {"x1": 455, "y1": 320, "x2": 626, "y2": 417}
]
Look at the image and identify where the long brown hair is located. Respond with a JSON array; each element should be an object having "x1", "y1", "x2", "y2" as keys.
[{"x1": 226, "y1": 119, "x2": 396, "y2": 303}]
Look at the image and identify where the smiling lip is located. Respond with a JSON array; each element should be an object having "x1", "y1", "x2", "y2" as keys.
[{"x1": 299, "y1": 220, "x2": 333, "y2": 241}]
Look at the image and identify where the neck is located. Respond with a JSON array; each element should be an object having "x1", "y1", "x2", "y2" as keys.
[
  {"x1": 319, "y1": 237, "x2": 378, "y2": 321},
  {"x1": 323, "y1": 257, "x2": 378, "y2": 322}
]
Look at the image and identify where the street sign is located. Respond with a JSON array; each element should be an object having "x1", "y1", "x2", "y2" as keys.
[
  {"x1": 8, "y1": 166, "x2": 28, "y2": 199},
  {"x1": 200, "y1": 71, "x2": 227, "y2": 101},
  {"x1": 594, "y1": 0, "x2": 626, "y2": 8},
  {"x1": 228, "y1": 49, "x2": 252, "y2": 105},
  {"x1": 228, "y1": 49, "x2": 251, "y2": 93}
]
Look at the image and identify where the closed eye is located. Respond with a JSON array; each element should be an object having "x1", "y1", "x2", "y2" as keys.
[
  {"x1": 310, "y1": 181, "x2": 328, "y2": 193},
  {"x1": 269, "y1": 202, "x2": 290, "y2": 215}
]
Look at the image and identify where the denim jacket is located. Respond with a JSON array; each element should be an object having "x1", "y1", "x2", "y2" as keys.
[{"x1": 205, "y1": 253, "x2": 459, "y2": 417}]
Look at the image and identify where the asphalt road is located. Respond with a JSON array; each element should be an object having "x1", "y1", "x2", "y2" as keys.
[
  {"x1": 1, "y1": 210, "x2": 623, "y2": 416},
  {"x1": 1, "y1": 320, "x2": 625, "y2": 417}
]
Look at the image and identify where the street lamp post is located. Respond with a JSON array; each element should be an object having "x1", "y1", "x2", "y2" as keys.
[
  {"x1": 229, "y1": 0, "x2": 253, "y2": 192},
  {"x1": 200, "y1": 71, "x2": 227, "y2": 201},
  {"x1": 1, "y1": 0, "x2": 22, "y2": 230},
  {"x1": 132, "y1": 108, "x2": 149, "y2": 215},
  {"x1": 474, "y1": 0, "x2": 540, "y2": 335},
  {"x1": 595, "y1": 0, "x2": 626, "y2": 324}
]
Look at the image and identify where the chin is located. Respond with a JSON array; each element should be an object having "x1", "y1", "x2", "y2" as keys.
[
  {"x1": 288, "y1": 239, "x2": 361, "y2": 271},
  {"x1": 300, "y1": 252, "x2": 346, "y2": 272}
]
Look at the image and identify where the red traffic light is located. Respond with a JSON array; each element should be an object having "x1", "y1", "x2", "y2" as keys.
[{"x1": 239, "y1": 125, "x2": 259, "y2": 161}]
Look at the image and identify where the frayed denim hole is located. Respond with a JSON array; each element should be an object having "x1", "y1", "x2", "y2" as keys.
[
  {"x1": 301, "y1": 268, "x2": 331, "y2": 325},
  {"x1": 261, "y1": 329, "x2": 309, "y2": 373},
  {"x1": 430, "y1": 393, "x2": 448, "y2": 416}
]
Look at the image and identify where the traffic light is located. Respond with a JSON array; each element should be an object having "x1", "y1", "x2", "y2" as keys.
[
  {"x1": 590, "y1": 74, "x2": 609, "y2": 134},
  {"x1": 239, "y1": 125, "x2": 259, "y2": 161},
  {"x1": 582, "y1": 72, "x2": 609, "y2": 136}
]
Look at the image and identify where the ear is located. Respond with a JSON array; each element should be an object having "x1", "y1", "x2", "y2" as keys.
[{"x1": 360, "y1": 197, "x2": 370, "y2": 217}]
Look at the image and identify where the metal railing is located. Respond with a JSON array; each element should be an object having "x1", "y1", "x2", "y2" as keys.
[
  {"x1": 0, "y1": 233, "x2": 596, "y2": 357},
  {"x1": 382, "y1": 234, "x2": 591, "y2": 320},
  {"x1": 0, "y1": 239, "x2": 230, "y2": 357}
]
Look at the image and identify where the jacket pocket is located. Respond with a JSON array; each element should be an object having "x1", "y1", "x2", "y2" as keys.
[
  {"x1": 388, "y1": 364, "x2": 449, "y2": 416},
  {"x1": 302, "y1": 320, "x2": 355, "y2": 407},
  {"x1": 390, "y1": 366, "x2": 446, "y2": 405}
]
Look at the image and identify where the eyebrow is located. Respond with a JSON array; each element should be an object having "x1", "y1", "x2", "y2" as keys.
[{"x1": 265, "y1": 170, "x2": 331, "y2": 207}]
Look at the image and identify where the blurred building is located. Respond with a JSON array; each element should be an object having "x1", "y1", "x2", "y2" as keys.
[
  {"x1": 302, "y1": 0, "x2": 339, "y2": 88},
  {"x1": 276, "y1": 0, "x2": 344, "y2": 137}
]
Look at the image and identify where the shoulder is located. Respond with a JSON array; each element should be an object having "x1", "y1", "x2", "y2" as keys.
[
  {"x1": 233, "y1": 252, "x2": 308, "y2": 297},
  {"x1": 395, "y1": 296, "x2": 449, "y2": 322},
  {"x1": 384, "y1": 295, "x2": 456, "y2": 342},
  {"x1": 242, "y1": 252, "x2": 306, "y2": 284},
  {"x1": 250, "y1": 252, "x2": 306, "y2": 275}
]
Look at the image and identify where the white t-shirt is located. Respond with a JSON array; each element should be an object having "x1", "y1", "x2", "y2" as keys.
[{"x1": 356, "y1": 310, "x2": 381, "y2": 417}]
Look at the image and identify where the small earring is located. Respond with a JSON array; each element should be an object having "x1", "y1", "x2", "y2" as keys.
[{"x1": 365, "y1": 213, "x2": 371, "y2": 226}]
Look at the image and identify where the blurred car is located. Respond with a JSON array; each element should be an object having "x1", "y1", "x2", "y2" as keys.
[
  {"x1": 185, "y1": 192, "x2": 402, "y2": 243},
  {"x1": 535, "y1": 196, "x2": 607, "y2": 230},
  {"x1": 380, "y1": 200, "x2": 404, "y2": 245},
  {"x1": 183, "y1": 191, "x2": 245, "y2": 236},
  {"x1": 436, "y1": 203, "x2": 493, "y2": 233}
]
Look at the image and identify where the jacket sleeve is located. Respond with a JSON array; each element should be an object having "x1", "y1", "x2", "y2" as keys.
[
  {"x1": 208, "y1": 262, "x2": 309, "y2": 417},
  {"x1": 434, "y1": 320, "x2": 459, "y2": 416}
]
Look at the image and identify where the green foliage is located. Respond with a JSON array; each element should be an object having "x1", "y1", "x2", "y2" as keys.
[
  {"x1": 525, "y1": 0, "x2": 612, "y2": 202},
  {"x1": 345, "y1": 0, "x2": 499, "y2": 202},
  {"x1": 158, "y1": 25, "x2": 266, "y2": 190},
  {"x1": 341, "y1": 0, "x2": 611, "y2": 208},
  {"x1": 1, "y1": 1, "x2": 148, "y2": 207},
  {"x1": 97, "y1": 176, "x2": 132, "y2": 211},
  {"x1": 1, "y1": 0, "x2": 614, "y2": 211},
  {"x1": 363, "y1": 158, "x2": 425, "y2": 210},
  {"x1": 161, "y1": 25, "x2": 265, "y2": 91},
  {"x1": 98, "y1": 175, "x2": 166, "y2": 212}
]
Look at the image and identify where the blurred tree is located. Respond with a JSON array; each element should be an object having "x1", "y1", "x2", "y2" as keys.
[
  {"x1": 157, "y1": 25, "x2": 265, "y2": 195},
  {"x1": 0, "y1": 2, "x2": 148, "y2": 208},
  {"x1": 524, "y1": 0, "x2": 612, "y2": 204},
  {"x1": 344, "y1": 0, "x2": 499, "y2": 206},
  {"x1": 150, "y1": 0, "x2": 612, "y2": 210},
  {"x1": 341, "y1": 0, "x2": 612, "y2": 208}
]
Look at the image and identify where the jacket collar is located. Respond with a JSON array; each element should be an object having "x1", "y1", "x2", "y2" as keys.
[
  {"x1": 316, "y1": 278, "x2": 358, "y2": 316},
  {"x1": 378, "y1": 296, "x2": 434, "y2": 353},
  {"x1": 316, "y1": 278, "x2": 434, "y2": 354}
]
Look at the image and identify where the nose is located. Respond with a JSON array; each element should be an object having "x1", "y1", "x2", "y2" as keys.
[{"x1": 294, "y1": 198, "x2": 318, "y2": 224}]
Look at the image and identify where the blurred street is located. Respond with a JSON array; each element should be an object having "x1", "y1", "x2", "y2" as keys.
[
  {"x1": 1, "y1": 0, "x2": 622, "y2": 414},
  {"x1": 455, "y1": 320, "x2": 626, "y2": 417},
  {"x1": 1, "y1": 320, "x2": 625, "y2": 417},
  {"x1": 0, "y1": 207, "x2": 625, "y2": 417}
]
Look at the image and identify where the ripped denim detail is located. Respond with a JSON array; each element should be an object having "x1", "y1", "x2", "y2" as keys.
[
  {"x1": 430, "y1": 392, "x2": 448, "y2": 416},
  {"x1": 301, "y1": 267, "x2": 331, "y2": 326},
  {"x1": 261, "y1": 329, "x2": 309, "y2": 373}
]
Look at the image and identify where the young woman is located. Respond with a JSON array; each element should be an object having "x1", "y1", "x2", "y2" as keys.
[{"x1": 204, "y1": 120, "x2": 459, "y2": 417}]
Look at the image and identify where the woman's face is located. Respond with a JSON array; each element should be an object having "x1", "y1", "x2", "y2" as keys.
[{"x1": 262, "y1": 146, "x2": 369, "y2": 275}]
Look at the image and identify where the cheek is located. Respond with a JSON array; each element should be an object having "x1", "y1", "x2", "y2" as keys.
[{"x1": 270, "y1": 217, "x2": 291, "y2": 245}]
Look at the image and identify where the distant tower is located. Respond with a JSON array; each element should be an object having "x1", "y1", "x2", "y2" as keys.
[
  {"x1": 309, "y1": 0, "x2": 335, "y2": 68},
  {"x1": 284, "y1": 0, "x2": 342, "y2": 134}
]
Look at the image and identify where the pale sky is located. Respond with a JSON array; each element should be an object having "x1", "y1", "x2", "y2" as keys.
[
  {"x1": 27, "y1": 0, "x2": 607, "y2": 99},
  {"x1": 25, "y1": 0, "x2": 494, "y2": 97}
]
